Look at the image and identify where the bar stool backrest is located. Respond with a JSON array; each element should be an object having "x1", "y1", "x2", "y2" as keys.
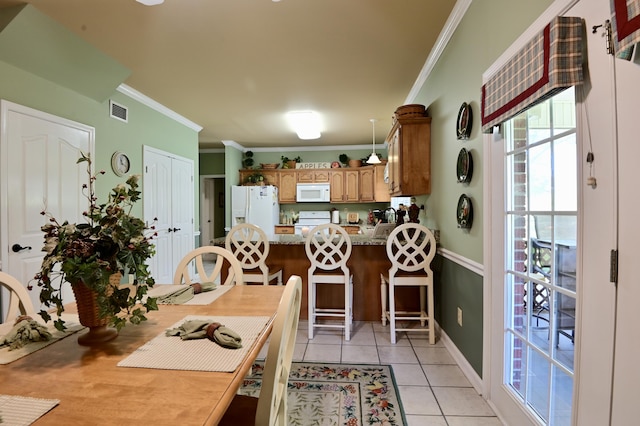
[
  {"x1": 305, "y1": 224, "x2": 352, "y2": 273},
  {"x1": 386, "y1": 224, "x2": 437, "y2": 278}
]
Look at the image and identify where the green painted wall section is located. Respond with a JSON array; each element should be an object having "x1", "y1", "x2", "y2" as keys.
[
  {"x1": 0, "y1": 5, "x2": 130, "y2": 102},
  {"x1": 435, "y1": 257, "x2": 483, "y2": 375},
  {"x1": 416, "y1": 0, "x2": 553, "y2": 376},
  {"x1": 0, "y1": 62, "x2": 199, "y2": 222},
  {"x1": 241, "y1": 148, "x2": 379, "y2": 168},
  {"x1": 413, "y1": 0, "x2": 552, "y2": 264},
  {"x1": 200, "y1": 152, "x2": 226, "y2": 175}
]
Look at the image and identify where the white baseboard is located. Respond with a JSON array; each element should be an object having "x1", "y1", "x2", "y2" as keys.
[{"x1": 437, "y1": 323, "x2": 484, "y2": 394}]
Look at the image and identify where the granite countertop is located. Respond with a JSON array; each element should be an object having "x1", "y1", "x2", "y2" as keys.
[{"x1": 212, "y1": 234, "x2": 388, "y2": 246}]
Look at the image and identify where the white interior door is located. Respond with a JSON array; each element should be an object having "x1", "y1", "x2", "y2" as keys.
[
  {"x1": 170, "y1": 156, "x2": 194, "y2": 271},
  {"x1": 143, "y1": 146, "x2": 194, "y2": 284},
  {"x1": 1, "y1": 100, "x2": 93, "y2": 318}
]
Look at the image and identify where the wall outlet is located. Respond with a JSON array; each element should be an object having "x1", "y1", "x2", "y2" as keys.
[{"x1": 457, "y1": 307, "x2": 463, "y2": 326}]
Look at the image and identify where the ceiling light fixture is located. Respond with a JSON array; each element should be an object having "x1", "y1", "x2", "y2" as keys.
[
  {"x1": 367, "y1": 118, "x2": 381, "y2": 164},
  {"x1": 136, "y1": 0, "x2": 164, "y2": 6},
  {"x1": 287, "y1": 111, "x2": 321, "y2": 140}
]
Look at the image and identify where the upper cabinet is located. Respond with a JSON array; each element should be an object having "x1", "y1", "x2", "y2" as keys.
[
  {"x1": 238, "y1": 164, "x2": 390, "y2": 203},
  {"x1": 330, "y1": 170, "x2": 359, "y2": 203},
  {"x1": 385, "y1": 116, "x2": 431, "y2": 196}
]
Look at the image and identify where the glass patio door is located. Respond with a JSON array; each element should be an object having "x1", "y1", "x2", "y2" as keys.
[{"x1": 502, "y1": 88, "x2": 578, "y2": 425}]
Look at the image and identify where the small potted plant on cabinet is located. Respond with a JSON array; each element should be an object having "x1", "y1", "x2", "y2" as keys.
[
  {"x1": 339, "y1": 154, "x2": 349, "y2": 168},
  {"x1": 242, "y1": 151, "x2": 254, "y2": 169},
  {"x1": 281, "y1": 155, "x2": 301, "y2": 169}
]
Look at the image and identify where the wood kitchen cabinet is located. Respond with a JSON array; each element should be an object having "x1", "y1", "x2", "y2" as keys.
[
  {"x1": 261, "y1": 170, "x2": 279, "y2": 187},
  {"x1": 374, "y1": 164, "x2": 391, "y2": 202},
  {"x1": 330, "y1": 170, "x2": 359, "y2": 203},
  {"x1": 359, "y1": 167, "x2": 375, "y2": 202},
  {"x1": 385, "y1": 116, "x2": 431, "y2": 196},
  {"x1": 278, "y1": 170, "x2": 297, "y2": 203},
  {"x1": 297, "y1": 169, "x2": 330, "y2": 183},
  {"x1": 358, "y1": 164, "x2": 390, "y2": 202}
]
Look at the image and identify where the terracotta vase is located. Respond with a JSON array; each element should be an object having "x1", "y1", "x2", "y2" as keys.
[
  {"x1": 71, "y1": 274, "x2": 120, "y2": 345},
  {"x1": 348, "y1": 159, "x2": 362, "y2": 168}
]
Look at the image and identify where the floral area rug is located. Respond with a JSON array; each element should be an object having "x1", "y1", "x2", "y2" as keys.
[{"x1": 239, "y1": 362, "x2": 406, "y2": 425}]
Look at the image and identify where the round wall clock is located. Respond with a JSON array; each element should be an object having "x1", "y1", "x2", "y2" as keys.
[
  {"x1": 456, "y1": 148, "x2": 473, "y2": 183},
  {"x1": 111, "y1": 151, "x2": 130, "y2": 177},
  {"x1": 456, "y1": 102, "x2": 472, "y2": 140},
  {"x1": 457, "y1": 194, "x2": 473, "y2": 229}
]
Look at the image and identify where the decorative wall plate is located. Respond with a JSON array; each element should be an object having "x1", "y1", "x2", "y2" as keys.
[
  {"x1": 456, "y1": 148, "x2": 473, "y2": 183},
  {"x1": 457, "y1": 194, "x2": 473, "y2": 229},
  {"x1": 456, "y1": 102, "x2": 472, "y2": 140}
]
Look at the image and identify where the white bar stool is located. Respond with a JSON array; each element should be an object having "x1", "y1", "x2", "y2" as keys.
[
  {"x1": 305, "y1": 223, "x2": 353, "y2": 341},
  {"x1": 226, "y1": 223, "x2": 283, "y2": 285},
  {"x1": 380, "y1": 223, "x2": 437, "y2": 344}
]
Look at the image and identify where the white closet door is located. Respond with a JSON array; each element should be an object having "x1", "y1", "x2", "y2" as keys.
[
  {"x1": 1, "y1": 100, "x2": 93, "y2": 316},
  {"x1": 170, "y1": 156, "x2": 194, "y2": 276},
  {"x1": 143, "y1": 147, "x2": 194, "y2": 285}
]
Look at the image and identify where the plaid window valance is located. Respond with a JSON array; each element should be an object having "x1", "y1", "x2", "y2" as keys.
[
  {"x1": 481, "y1": 16, "x2": 584, "y2": 133},
  {"x1": 611, "y1": 0, "x2": 640, "y2": 59}
]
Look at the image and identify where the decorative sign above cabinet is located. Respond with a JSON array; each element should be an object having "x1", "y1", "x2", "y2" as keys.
[{"x1": 296, "y1": 162, "x2": 331, "y2": 169}]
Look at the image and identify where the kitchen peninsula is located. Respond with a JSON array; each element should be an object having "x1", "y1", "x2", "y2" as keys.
[{"x1": 213, "y1": 234, "x2": 425, "y2": 322}]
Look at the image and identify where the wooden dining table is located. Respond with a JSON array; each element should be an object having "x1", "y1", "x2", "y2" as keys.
[{"x1": 0, "y1": 285, "x2": 285, "y2": 425}]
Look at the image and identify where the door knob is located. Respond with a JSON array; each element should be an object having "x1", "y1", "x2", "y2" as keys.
[
  {"x1": 172, "y1": 228, "x2": 181, "y2": 232},
  {"x1": 12, "y1": 244, "x2": 32, "y2": 253}
]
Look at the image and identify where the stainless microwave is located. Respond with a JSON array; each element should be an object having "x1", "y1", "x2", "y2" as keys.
[{"x1": 296, "y1": 183, "x2": 330, "y2": 202}]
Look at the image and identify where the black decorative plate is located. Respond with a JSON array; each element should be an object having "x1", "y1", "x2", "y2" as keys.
[
  {"x1": 457, "y1": 194, "x2": 473, "y2": 229},
  {"x1": 456, "y1": 148, "x2": 473, "y2": 183},
  {"x1": 457, "y1": 102, "x2": 472, "y2": 140}
]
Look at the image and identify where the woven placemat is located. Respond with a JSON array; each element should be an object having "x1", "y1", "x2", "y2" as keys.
[
  {"x1": 117, "y1": 315, "x2": 270, "y2": 372},
  {"x1": 0, "y1": 314, "x2": 84, "y2": 365},
  {"x1": 0, "y1": 394, "x2": 59, "y2": 425},
  {"x1": 146, "y1": 284, "x2": 234, "y2": 305}
]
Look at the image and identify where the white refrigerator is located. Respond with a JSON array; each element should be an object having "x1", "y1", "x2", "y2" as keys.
[{"x1": 231, "y1": 185, "x2": 280, "y2": 235}]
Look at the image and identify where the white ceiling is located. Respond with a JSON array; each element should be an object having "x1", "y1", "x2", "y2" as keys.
[{"x1": 0, "y1": 0, "x2": 458, "y2": 150}]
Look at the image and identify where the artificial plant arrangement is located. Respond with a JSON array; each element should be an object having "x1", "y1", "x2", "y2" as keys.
[
  {"x1": 34, "y1": 153, "x2": 158, "y2": 333},
  {"x1": 281, "y1": 155, "x2": 301, "y2": 168}
]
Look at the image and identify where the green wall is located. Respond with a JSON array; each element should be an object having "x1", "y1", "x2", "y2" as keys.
[
  {"x1": 241, "y1": 148, "x2": 377, "y2": 168},
  {"x1": 0, "y1": 61, "x2": 199, "y2": 218},
  {"x1": 435, "y1": 258, "x2": 483, "y2": 374},
  {"x1": 415, "y1": 0, "x2": 553, "y2": 263},
  {"x1": 0, "y1": 5, "x2": 200, "y2": 225},
  {"x1": 200, "y1": 152, "x2": 226, "y2": 175},
  {"x1": 413, "y1": 0, "x2": 553, "y2": 376}
]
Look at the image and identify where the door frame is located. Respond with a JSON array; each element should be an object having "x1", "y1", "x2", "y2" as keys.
[{"x1": 200, "y1": 174, "x2": 225, "y2": 245}]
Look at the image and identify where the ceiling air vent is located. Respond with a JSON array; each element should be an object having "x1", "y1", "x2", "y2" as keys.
[{"x1": 109, "y1": 100, "x2": 128, "y2": 123}]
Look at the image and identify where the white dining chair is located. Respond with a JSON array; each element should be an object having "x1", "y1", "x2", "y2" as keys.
[
  {"x1": 305, "y1": 223, "x2": 353, "y2": 341},
  {"x1": 173, "y1": 246, "x2": 244, "y2": 286},
  {"x1": 380, "y1": 223, "x2": 437, "y2": 344},
  {"x1": 0, "y1": 271, "x2": 36, "y2": 324},
  {"x1": 225, "y1": 223, "x2": 283, "y2": 285},
  {"x1": 219, "y1": 275, "x2": 302, "y2": 426}
]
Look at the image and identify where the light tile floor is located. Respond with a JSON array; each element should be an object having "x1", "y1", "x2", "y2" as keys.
[{"x1": 257, "y1": 320, "x2": 503, "y2": 426}]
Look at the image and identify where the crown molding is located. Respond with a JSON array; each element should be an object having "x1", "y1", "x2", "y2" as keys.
[
  {"x1": 405, "y1": 0, "x2": 472, "y2": 103},
  {"x1": 214, "y1": 142, "x2": 383, "y2": 153},
  {"x1": 117, "y1": 84, "x2": 203, "y2": 132}
]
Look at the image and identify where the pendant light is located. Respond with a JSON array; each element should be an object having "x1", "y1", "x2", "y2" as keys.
[{"x1": 367, "y1": 118, "x2": 381, "y2": 164}]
